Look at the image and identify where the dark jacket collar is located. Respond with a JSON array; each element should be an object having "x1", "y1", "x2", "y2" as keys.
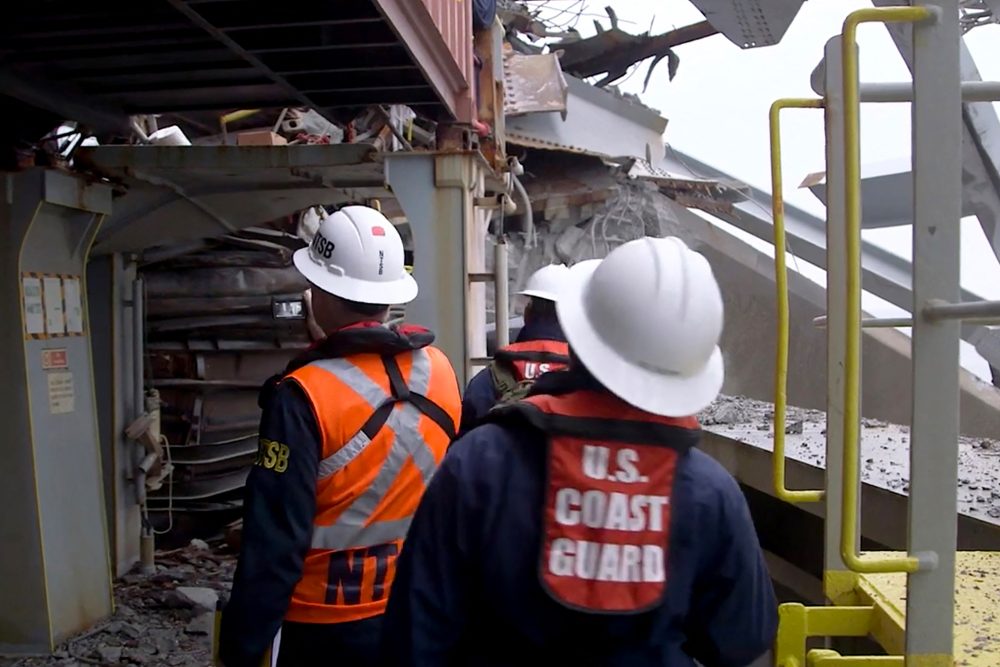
[
  {"x1": 259, "y1": 323, "x2": 436, "y2": 408},
  {"x1": 514, "y1": 316, "x2": 566, "y2": 344}
]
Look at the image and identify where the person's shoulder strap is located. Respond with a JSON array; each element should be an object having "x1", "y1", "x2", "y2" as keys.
[{"x1": 382, "y1": 353, "x2": 456, "y2": 440}]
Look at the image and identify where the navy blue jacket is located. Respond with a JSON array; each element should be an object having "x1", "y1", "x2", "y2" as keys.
[
  {"x1": 460, "y1": 317, "x2": 566, "y2": 434},
  {"x1": 220, "y1": 324, "x2": 440, "y2": 667},
  {"x1": 383, "y1": 370, "x2": 777, "y2": 667}
]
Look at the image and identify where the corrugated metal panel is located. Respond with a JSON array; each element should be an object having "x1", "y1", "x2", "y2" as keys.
[
  {"x1": 376, "y1": 0, "x2": 475, "y2": 122},
  {"x1": 145, "y1": 230, "x2": 309, "y2": 518}
]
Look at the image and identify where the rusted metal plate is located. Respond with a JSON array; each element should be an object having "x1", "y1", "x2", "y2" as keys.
[{"x1": 503, "y1": 50, "x2": 568, "y2": 117}]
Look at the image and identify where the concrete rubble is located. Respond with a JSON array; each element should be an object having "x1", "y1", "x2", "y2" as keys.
[
  {"x1": 0, "y1": 542, "x2": 235, "y2": 667},
  {"x1": 486, "y1": 152, "x2": 695, "y2": 322}
]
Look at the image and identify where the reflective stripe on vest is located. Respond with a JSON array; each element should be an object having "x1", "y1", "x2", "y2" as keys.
[
  {"x1": 493, "y1": 339, "x2": 570, "y2": 383},
  {"x1": 308, "y1": 349, "x2": 439, "y2": 550}
]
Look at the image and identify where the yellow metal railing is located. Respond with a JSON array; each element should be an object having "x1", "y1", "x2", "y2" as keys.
[
  {"x1": 769, "y1": 97, "x2": 826, "y2": 504},
  {"x1": 775, "y1": 603, "x2": 884, "y2": 667},
  {"x1": 808, "y1": 651, "x2": 904, "y2": 667},
  {"x1": 220, "y1": 109, "x2": 263, "y2": 126},
  {"x1": 839, "y1": 6, "x2": 933, "y2": 575}
]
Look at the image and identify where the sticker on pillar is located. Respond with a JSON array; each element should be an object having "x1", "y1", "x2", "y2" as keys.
[
  {"x1": 43, "y1": 276, "x2": 65, "y2": 336},
  {"x1": 22, "y1": 276, "x2": 46, "y2": 337},
  {"x1": 42, "y1": 348, "x2": 69, "y2": 371},
  {"x1": 47, "y1": 371, "x2": 75, "y2": 414},
  {"x1": 63, "y1": 277, "x2": 84, "y2": 334}
]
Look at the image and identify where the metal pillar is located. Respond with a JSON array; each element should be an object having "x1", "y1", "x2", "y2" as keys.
[
  {"x1": 386, "y1": 153, "x2": 481, "y2": 385},
  {"x1": 906, "y1": 3, "x2": 962, "y2": 663},
  {"x1": 822, "y1": 36, "x2": 852, "y2": 582},
  {"x1": 0, "y1": 170, "x2": 114, "y2": 653},
  {"x1": 87, "y1": 254, "x2": 143, "y2": 576}
]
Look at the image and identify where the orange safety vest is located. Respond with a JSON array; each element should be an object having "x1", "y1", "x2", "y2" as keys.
[
  {"x1": 493, "y1": 389, "x2": 699, "y2": 614},
  {"x1": 491, "y1": 339, "x2": 570, "y2": 385},
  {"x1": 284, "y1": 345, "x2": 460, "y2": 624}
]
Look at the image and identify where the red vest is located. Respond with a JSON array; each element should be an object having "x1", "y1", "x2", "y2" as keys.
[
  {"x1": 492, "y1": 339, "x2": 570, "y2": 383},
  {"x1": 501, "y1": 390, "x2": 699, "y2": 614}
]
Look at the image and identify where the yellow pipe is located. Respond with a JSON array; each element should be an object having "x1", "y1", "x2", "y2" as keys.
[
  {"x1": 221, "y1": 108, "x2": 263, "y2": 126},
  {"x1": 840, "y1": 6, "x2": 932, "y2": 575},
  {"x1": 769, "y1": 97, "x2": 826, "y2": 504}
]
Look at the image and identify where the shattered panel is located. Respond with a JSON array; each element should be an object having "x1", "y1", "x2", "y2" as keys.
[
  {"x1": 503, "y1": 50, "x2": 568, "y2": 117},
  {"x1": 689, "y1": 0, "x2": 805, "y2": 48},
  {"x1": 626, "y1": 158, "x2": 750, "y2": 216}
]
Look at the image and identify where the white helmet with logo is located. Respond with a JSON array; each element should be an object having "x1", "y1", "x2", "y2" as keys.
[
  {"x1": 517, "y1": 263, "x2": 571, "y2": 302},
  {"x1": 292, "y1": 205, "x2": 417, "y2": 305},
  {"x1": 557, "y1": 236, "x2": 725, "y2": 416}
]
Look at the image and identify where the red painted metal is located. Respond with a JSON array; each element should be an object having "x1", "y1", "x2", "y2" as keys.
[{"x1": 375, "y1": 0, "x2": 475, "y2": 123}]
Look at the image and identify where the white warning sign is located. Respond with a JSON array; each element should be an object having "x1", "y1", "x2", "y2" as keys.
[
  {"x1": 47, "y1": 371, "x2": 75, "y2": 414},
  {"x1": 43, "y1": 277, "x2": 65, "y2": 336},
  {"x1": 22, "y1": 276, "x2": 45, "y2": 336}
]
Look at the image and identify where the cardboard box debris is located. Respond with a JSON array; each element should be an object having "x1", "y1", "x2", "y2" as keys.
[{"x1": 236, "y1": 130, "x2": 287, "y2": 146}]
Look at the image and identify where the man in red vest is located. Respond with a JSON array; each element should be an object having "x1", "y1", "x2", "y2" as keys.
[
  {"x1": 384, "y1": 236, "x2": 777, "y2": 666},
  {"x1": 219, "y1": 206, "x2": 462, "y2": 667},
  {"x1": 460, "y1": 263, "x2": 572, "y2": 433}
]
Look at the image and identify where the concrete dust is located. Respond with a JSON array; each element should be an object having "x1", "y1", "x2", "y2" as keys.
[
  {"x1": 0, "y1": 542, "x2": 235, "y2": 667},
  {"x1": 701, "y1": 394, "x2": 1000, "y2": 523}
]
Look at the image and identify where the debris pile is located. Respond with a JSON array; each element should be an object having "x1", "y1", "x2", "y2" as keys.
[{"x1": 1, "y1": 541, "x2": 235, "y2": 667}]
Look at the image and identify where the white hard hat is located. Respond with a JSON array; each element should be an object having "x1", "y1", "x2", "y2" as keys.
[
  {"x1": 568, "y1": 259, "x2": 601, "y2": 280},
  {"x1": 292, "y1": 205, "x2": 417, "y2": 305},
  {"x1": 557, "y1": 236, "x2": 725, "y2": 416},
  {"x1": 517, "y1": 263, "x2": 571, "y2": 302}
]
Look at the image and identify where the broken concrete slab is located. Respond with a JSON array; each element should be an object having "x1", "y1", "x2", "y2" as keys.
[
  {"x1": 173, "y1": 587, "x2": 218, "y2": 612},
  {"x1": 184, "y1": 612, "x2": 214, "y2": 636},
  {"x1": 96, "y1": 646, "x2": 123, "y2": 664}
]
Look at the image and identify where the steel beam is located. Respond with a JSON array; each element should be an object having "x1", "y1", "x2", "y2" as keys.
[
  {"x1": 858, "y1": 80, "x2": 1000, "y2": 103},
  {"x1": 874, "y1": 0, "x2": 1000, "y2": 264},
  {"x1": 508, "y1": 75, "x2": 668, "y2": 168},
  {"x1": 0, "y1": 69, "x2": 128, "y2": 133},
  {"x1": 822, "y1": 36, "x2": 851, "y2": 578},
  {"x1": 906, "y1": 3, "x2": 962, "y2": 661},
  {"x1": 662, "y1": 147, "x2": 1000, "y2": 370}
]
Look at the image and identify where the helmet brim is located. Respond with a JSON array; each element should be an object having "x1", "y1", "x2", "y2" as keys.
[
  {"x1": 293, "y1": 247, "x2": 418, "y2": 305},
  {"x1": 516, "y1": 288, "x2": 558, "y2": 302},
  {"x1": 556, "y1": 265, "x2": 724, "y2": 417}
]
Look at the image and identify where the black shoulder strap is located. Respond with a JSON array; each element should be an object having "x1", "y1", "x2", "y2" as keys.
[
  {"x1": 489, "y1": 402, "x2": 699, "y2": 452},
  {"x1": 354, "y1": 355, "x2": 457, "y2": 443}
]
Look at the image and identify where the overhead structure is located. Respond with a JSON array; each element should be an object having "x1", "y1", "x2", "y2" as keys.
[
  {"x1": 0, "y1": 0, "x2": 493, "y2": 655},
  {"x1": 0, "y1": 0, "x2": 475, "y2": 127}
]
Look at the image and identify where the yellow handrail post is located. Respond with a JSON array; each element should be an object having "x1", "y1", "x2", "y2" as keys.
[
  {"x1": 839, "y1": 6, "x2": 933, "y2": 575},
  {"x1": 769, "y1": 97, "x2": 825, "y2": 505}
]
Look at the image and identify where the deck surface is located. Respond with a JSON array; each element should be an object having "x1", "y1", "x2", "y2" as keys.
[{"x1": 846, "y1": 552, "x2": 1000, "y2": 666}]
